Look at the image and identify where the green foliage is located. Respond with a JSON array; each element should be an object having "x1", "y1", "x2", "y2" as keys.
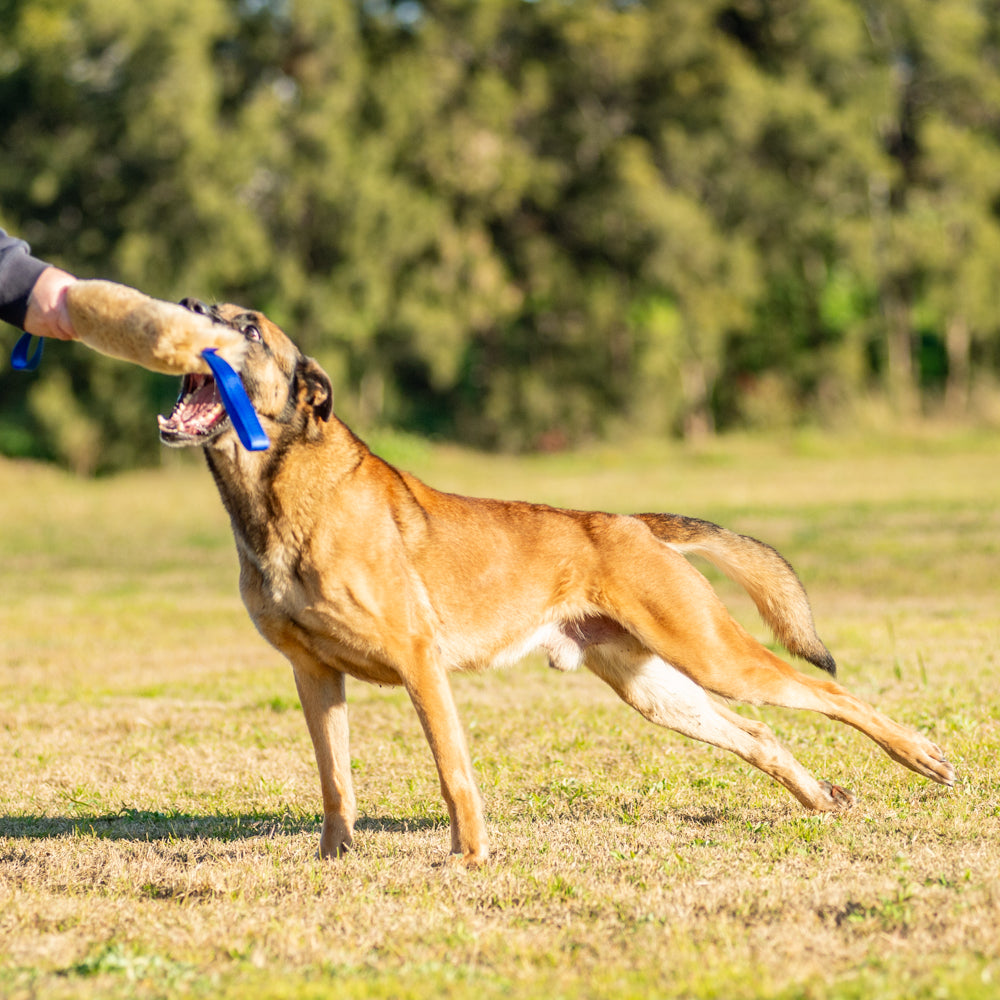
[{"x1": 3, "y1": 0, "x2": 1000, "y2": 470}]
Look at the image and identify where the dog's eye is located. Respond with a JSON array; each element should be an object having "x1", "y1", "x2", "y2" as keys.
[{"x1": 242, "y1": 323, "x2": 262, "y2": 342}]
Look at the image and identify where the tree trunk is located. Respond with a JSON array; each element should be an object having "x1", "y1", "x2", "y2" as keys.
[
  {"x1": 884, "y1": 293, "x2": 919, "y2": 415},
  {"x1": 680, "y1": 360, "x2": 715, "y2": 440},
  {"x1": 944, "y1": 315, "x2": 971, "y2": 417}
]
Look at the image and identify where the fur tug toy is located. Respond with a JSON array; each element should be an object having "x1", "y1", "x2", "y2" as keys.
[{"x1": 64, "y1": 279, "x2": 248, "y2": 375}]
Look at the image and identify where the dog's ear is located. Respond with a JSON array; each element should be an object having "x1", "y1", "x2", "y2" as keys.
[{"x1": 296, "y1": 357, "x2": 334, "y2": 422}]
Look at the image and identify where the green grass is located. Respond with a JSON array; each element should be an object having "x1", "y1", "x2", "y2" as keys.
[{"x1": 1, "y1": 430, "x2": 998, "y2": 999}]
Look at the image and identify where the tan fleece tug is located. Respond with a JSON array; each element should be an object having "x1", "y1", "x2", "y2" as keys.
[{"x1": 65, "y1": 280, "x2": 248, "y2": 375}]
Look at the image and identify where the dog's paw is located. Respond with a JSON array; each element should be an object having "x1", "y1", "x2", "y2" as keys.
[
  {"x1": 819, "y1": 779, "x2": 856, "y2": 809},
  {"x1": 318, "y1": 816, "x2": 354, "y2": 859},
  {"x1": 921, "y1": 743, "x2": 956, "y2": 787},
  {"x1": 446, "y1": 847, "x2": 490, "y2": 869},
  {"x1": 887, "y1": 735, "x2": 956, "y2": 787}
]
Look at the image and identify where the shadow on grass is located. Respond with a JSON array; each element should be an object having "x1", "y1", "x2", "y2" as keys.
[
  {"x1": 677, "y1": 809, "x2": 727, "y2": 826},
  {"x1": 0, "y1": 808, "x2": 444, "y2": 842}
]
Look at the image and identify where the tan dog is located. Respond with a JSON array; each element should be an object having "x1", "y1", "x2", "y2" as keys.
[{"x1": 159, "y1": 301, "x2": 955, "y2": 865}]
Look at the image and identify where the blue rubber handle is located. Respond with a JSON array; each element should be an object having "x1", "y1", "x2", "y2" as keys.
[
  {"x1": 11, "y1": 333, "x2": 44, "y2": 371},
  {"x1": 201, "y1": 348, "x2": 269, "y2": 451}
]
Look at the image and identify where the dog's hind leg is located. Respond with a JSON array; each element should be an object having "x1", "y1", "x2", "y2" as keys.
[
  {"x1": 693, "y1": 642, "x2": 956, "y2": 788},
  {"x1": 288, "y1": 654, "x2": 357, "y2": 859},
  {"x1": 596, "y1": 520, "x2": 955, "y2": 789},
  {"x1": 587, "y1": 649, "x2": 854, "y2": 811}
]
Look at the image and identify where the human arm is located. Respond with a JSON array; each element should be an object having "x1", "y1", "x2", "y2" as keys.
[
  {"x1": 0, "y1": 228, "x2": 78, "y2": 339},
  {"x1": 23, "y1": 266, "x2": 77, "y2": 340}
]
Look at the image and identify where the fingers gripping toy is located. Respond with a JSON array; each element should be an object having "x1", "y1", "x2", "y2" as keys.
[{"x1": 12, "y1": 280, "x2": 268, "y2": 451}]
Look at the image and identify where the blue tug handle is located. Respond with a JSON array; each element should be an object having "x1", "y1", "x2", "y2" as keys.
[
  {"x1": 11, "y1": 333, "x2": 44, "y2": 371},
  {"x1": 201, "y1": 348, "x2": 269, "y2": 451}
]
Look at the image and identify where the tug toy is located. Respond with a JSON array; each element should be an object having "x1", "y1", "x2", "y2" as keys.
[{"x1": 11, "y1": 280, "x2": 268, "y2": 451}]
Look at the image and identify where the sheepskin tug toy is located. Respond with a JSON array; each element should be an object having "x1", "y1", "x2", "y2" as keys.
[{"x1": 11, "y1": 279, "x2": 268, "y2": 451}]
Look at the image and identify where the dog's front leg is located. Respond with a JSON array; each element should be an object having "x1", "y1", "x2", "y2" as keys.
[
  {"x1": 290, "y1": 658, "x2": 356, "y2": 859},
  {"x1": 403, "y1": 656, "x2": 488, "y2": 866}
]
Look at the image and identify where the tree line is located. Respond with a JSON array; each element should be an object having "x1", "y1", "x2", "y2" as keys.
[{"x1": 2, "y1": 0, "x2": 999, "y2": 473}]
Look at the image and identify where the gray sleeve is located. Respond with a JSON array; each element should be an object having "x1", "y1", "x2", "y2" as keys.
[{"x1": 0, "y1": 228, "x2": 50, "y2": 330}]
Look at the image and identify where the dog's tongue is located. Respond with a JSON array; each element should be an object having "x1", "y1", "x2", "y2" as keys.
[
  {"x1": 184, "y1": 380, "x2": 222, "y2": 424},
  {"x1": 158, "y1": 375, "x2": 226, "y2": 436}
]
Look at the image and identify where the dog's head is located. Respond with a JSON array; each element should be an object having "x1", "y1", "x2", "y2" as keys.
[{"x1": 158, "y1": 300, "x2": 333, "y2": 450}]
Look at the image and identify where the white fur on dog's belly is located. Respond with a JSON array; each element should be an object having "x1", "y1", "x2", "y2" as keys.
[{"x1": 487, "y1": 622, "x2": 586, "y2": 673}]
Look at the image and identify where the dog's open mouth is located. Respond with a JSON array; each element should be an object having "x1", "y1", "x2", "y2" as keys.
[{"x1": 158, "y1": 372, "x2": 229, "y2": 444}]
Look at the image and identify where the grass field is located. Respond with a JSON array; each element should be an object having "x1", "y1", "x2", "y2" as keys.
[{"x1": 1, "y1": 429, "x2": 998, "y2": 999}]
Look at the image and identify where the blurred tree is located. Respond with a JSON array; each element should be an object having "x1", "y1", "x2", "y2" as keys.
[
  {"x1": 2, "y1": 0, "x2": 1000, "y2": 471},
  {"x1": 709, "y1": 0, "x2": 891, "y2": 421},
  {"x1": 0, "y1": 0, "x2": 270, "y2": 468},
  {"x1": 862, "y1": 0, "x2": 1000, "y2": 414}
]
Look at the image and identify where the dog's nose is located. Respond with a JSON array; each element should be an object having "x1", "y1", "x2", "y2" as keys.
[{"x1": 180, "y1": 297, "x2": 210, "y2": 316}]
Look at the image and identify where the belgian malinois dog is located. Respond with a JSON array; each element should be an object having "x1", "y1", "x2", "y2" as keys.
[{"x1": 159, "y1": 300, "x2": 955, "y2": 865}]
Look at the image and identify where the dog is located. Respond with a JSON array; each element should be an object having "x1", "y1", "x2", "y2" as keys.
[{"x1": 158, "y1": 300, "x2": 955, "y2": 865}]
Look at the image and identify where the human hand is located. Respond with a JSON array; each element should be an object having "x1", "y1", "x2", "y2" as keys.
[{"x1": 23, "y1": 267, "x2": 78, "y2": 340}]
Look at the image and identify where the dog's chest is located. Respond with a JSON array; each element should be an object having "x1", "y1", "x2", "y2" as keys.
[
  {"x1": 237, "y1": 529, "x2": 305, "y2": 612},
  {"x1": 237, "y1": 528, "x2": 388, "y2": 638}
]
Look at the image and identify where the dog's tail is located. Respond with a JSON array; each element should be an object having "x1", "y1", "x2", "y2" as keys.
[{"x1": 634, "y1": 512, "x2": 836, "y2": 675}]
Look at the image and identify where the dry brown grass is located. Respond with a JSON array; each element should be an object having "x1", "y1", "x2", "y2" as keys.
[{"x1": 1, "y1": 431, "x2": 998, "y2": 999}]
